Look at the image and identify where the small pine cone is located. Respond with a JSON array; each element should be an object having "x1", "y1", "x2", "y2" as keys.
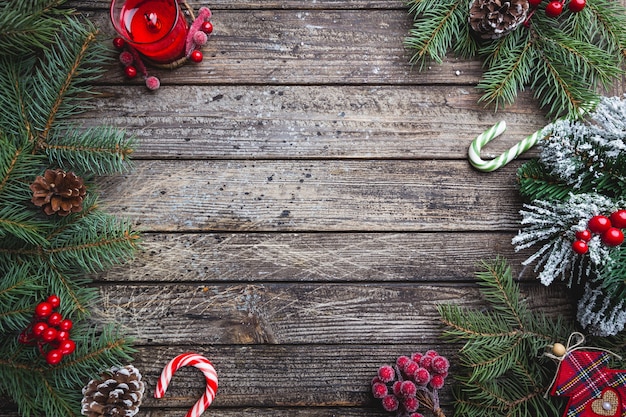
[
  {"x1": 81, "y1": 365, "x2": 145, "y2": 417},
  {"x1": 469, "y1": 0, "x2": 529, "y2": 40},
  {"x1": 30, "y1": 169, "x2": 86, "y2": 216}
]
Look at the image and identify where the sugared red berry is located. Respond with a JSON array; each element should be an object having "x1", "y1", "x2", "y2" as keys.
[
  {"x1": 529, "y1": 0, "x2": 542, "y2": 6},
  {"x1": 588, "y1": 215, "x2": 612, "y2": 234},
  {"x1": 47, "y1": 312, "x2": 62, "y2": 326},
  {"x1": 431, "y1": 356, "x2": 450, "y2": 374},
  {"x1": 546, "y1": 0, "x2": 563, "y2": 17},
  {"x1": 572, "y1": 240, "x2": 589, "y2": 254},
  {"x1": 113, "y1": 37, "x2": 126, "y2": 49},
  {"x1": 396, "y1": 355, "x2": 411, "y2": 369},
  {"x1": 575, "y1": 229, "x2": 592, "y2": 241},
  {"x1": 35, "y1": 302, "x2": 53, "y2": 318},
  {"x1": 392, "y1": 380, "x2": 402, "y2": 396},
  {"x1": 124, "y1": 65, "x2": 138, "y2": 78},
  {"x1": 201, "y1": 21, "x2": 213, "y2": 34},
  {"x1": 59, "y1": 339, "x2": 76, "y2": 355},
  {"x1": 46, "y1": 349, "x2": 64, "y2": 365},
  {"x1": 411, "y1": 352, "x2": 423, "y2": 364},
  {"x1": 145, "y1": 76, "x2": 160, "y2": 90},
  {"x1": 372, "y1": 382, "x2": 388, "y2": 398},
  {"x1": 378, "y1": 365, "x2": 395, "y2": 383},
  {"x1": 119, "y1": 51, "x2": 134, "y2": 66},
  {"x1": 381, "y1": 395, "x2": 399, "y2": 412},
  {"x1": 425, "y1": 349, "x2": 438, "y2": 357},
  {"x1": 400, "y1": 381, "x2": 417, "y2": 397},
  {"x1": 32, "y1": 322, "x2": 48, "y2": 337},
  {"x1": 414, "y1": 367, "x2": 431, "y2": 385},
  {"x1": 403, "y1": 396, "x2": 420, "y2": 413},
  {"x1": 610, "y1": 210, "x2": 626, "y2": 229},
  {"x1": 46, "y1": 295, "x2": 60, "y2": 309},
  {"x1": 190, "y1": 50, "x2": 203, "y2": 63},
  {"x1": 568, "y1": 0, "x2": 586, "y2": 12},
  {"x1": 409, "y1": 413, "x2": 425, "y2": 417},
  {"x1": 430, "y1": 374, "x2": 445, "y2": 389},
  {"x1": 420, "y1": 355, "x2": 434, "y2": 369},
  {"x1": 404, "y1": 360, "x2": 419, "y2": 376},
  {"x1": 602, "y1": 228, "x2": 624, "y2": 247},
  {"x1": 58, "y1": 319, "x2": 73, "y2": 331},
  {"x1": 41, "y1": 327, "x2": 58, "y2": 343}
]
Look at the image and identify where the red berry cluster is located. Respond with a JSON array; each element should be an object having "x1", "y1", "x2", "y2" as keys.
[
  {"x1": 372, "y1": 350, "x2": 449, "y2": 417},
  {"x1": 572, "y1": 210, "x2": 626, "y2": 254},
  {"x1": 18, "y1": 295, "x2": 76, "y2": 365},
  {"x1": 525, "y1": 0, "x2": 586, "y2": 26}
]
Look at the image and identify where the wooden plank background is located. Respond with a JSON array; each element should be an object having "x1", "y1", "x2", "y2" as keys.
[{"x1": 3, "y1": 0, "x2": 625, "y2": 416}]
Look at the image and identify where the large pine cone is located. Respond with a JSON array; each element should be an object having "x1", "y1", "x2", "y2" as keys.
[
  {"x1": 81, "y1": 365, "x2": 145, "y2": 417},
  {"x1": 469, "y1": 0, "x2": 529, "y2": 40},
  {"x1": 30, "y1": 169, "x2": 86, "y2": 216}
]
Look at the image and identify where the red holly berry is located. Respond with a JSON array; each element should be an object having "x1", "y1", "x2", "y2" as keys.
[
  {"x1": 124, "y1": 65, "x2": 138, "y2": 78},
  {"x1": 41, "y1": 327, "x2": 58, "y2": 343},
  {"x1": 529, "y1": 0, "x2": 542, "y2": 6},
  {"x1": 568, "y1": 0, "x2": 586, "y2": 12},
  {"x1": 545, "y1": 0, "x2": 563, "y2": 17},
  {"x1": 430, "y1": 374, "x2": 445, "y2": 389},
  {"x1": 59, "y1": 339, "x2": 76, "y2": 355},
  {"x1": 575, "y1": 229, "x2": 592, "y2": 241},
  {"x1": 32, "y1": 322, "x2": 48, "y2": 337},
  {"x1": 56, "y1": 330, "x2": 70, "y2": 342},
  {"x1": 403, "y1": 396, "x2": 420, "y2": 413},
  {"x1": 46, "y1": 295, "x2": 60, "y2": 309},
  {"x1": 35, "y1": 302, "x2": 53, "y2": 318},
  {"x1": 378, "y1": 365, "x2": 395, "y2": 383},
  {"x1": 201, "y1": 21, "x2": 213, "y2": 34},
  {"x1": 602, "y1": 228, "x2": 624, "y2": 247},
  {"x1": 610, "y1": 210, "x2": 626, "y2": 229},
  {"x1": 588, "y1": 215, "x2": 612, "y2": 234},
  {"x1": 381, "y1": 395, "x2": 399, "y2": 412},
  {"x1": 572, "y1": 240, "x2": 589, "y2": 254},
  {"x1": 372, "y1": 382, "x2": 388, "y2": 398},
  {"x1": 58, "y1": 319, "x2": 73, "y2": 331},
  {"x1": 46, "y1": 349, "x2": 64, "y2": 365},
  {"x1": 190, "y1": 50, "x2": 203, "y2": 63},
  {"x1": 47, "y1": 312, "x2": 62, "y2": 326},
  {"x1": 113, "y1": 37, "x2": 126, "y2": 49}
]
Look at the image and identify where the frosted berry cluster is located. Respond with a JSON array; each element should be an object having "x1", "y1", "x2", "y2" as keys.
[
  {"x1": 572, "y1": 210, "x2": 626, "y2": 254},
  {"x1": 372, "y1": 350, "x2": 449, "y2": 417},
  {"x1": 18, "y1": 295, "x2": 76, "y2": 365}
]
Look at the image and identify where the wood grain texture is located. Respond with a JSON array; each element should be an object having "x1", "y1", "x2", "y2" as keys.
[{"x1": 97, "y1": 232, "x2": 534, "y2": 283}]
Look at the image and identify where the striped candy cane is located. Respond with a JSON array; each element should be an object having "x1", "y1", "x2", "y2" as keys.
[
  {"x1": 468, "y1": 121, "x2": 545, "y2": 172},
  {"x1": 155, "y1": 352, "x2": 218, "y2": 417}
]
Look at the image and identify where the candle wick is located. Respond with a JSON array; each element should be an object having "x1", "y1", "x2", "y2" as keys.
[{"x1": 144, "y1": 12, "x2": 161, "y2": 32}]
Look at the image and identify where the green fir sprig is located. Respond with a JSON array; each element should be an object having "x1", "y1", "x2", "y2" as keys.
[
  {"x1": 405, "y1": 0, "x2": 626, "y2": 118},
  {"x1": 0, "y1": 1, "x2": 139, "y2": 415},
  {"x1": 438, "y1": 258, "x2": 574, "y2": 417}
]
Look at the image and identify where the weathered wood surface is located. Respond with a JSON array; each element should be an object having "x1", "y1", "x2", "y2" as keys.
[{"x1": 4, "y1": 0, "x2": 624, "y2": 416}]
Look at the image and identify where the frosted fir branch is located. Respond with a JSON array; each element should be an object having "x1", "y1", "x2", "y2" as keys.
[{"x1": 577, "y1": 282, "x2": 626, "y2": 336}]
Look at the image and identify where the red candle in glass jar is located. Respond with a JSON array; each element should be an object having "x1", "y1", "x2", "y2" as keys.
[{"x1": 110, "y1": 0, "x2": 188, "y2": 64}]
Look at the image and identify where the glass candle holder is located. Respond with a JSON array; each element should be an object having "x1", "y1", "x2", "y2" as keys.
[{"x1": 110, "y1": 0, "x2": 188, "y2": 64}]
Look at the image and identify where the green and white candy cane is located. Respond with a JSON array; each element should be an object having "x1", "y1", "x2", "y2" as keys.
[{"x1": 468, "y1": 121, "x2": 545, "y2": 172}]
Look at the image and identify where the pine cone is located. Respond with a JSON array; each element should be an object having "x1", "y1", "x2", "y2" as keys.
[
  {"x1": 469, "y1": 0, "x2": 529, "y2": 40},
  {"x1": 81, "y1": 365, "x2": 145, "y2": 417},
  {"x1": 30, "y1": 169, "x2": 86, "y2": 216}
]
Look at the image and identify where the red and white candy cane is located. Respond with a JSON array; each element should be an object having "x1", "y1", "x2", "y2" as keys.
[{"x1": 155, "y1": 352, "x2": 218, "y2": 417}]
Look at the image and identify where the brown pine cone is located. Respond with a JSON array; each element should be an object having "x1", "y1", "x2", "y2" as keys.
[
  {"x1": 469, "y1": 0, "x2": 529, "y2": 40},
  {"x1": 81, "y1": 365, "x2": 145, "y2": 417},
  {"x1": 30, "y1": 169, "x2": 86, "y2": 216}
]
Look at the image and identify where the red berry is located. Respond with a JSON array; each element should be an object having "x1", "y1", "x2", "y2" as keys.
[
  {"x1": 190, "y1": 50, "x2": 203, "y2": 63},
  {"x1": 46, "y1": 295, "x2": 60, "y2": 309},
  {"x1": 420, "y1": 355, "x2": 434, "y2": 369},
  {"x1": 201, "y1": 21, "x2": 213, "y2": 34},
  {"x1": 32, "y1": 322, "x2": 48, "y2": 337},
  {"x1": 610, "y1": 210, "x2": 626, "y2": 229},
  {"x1": 41, "y1": 327, "x2": 58, "y2": 343},
  {"x1": 431, "y1": 356, "x2": 450, "y2": 374},
  {"x1": 545, "y1": 0, "x2": 563, "y2": 17},
  {"x1": 403, "y1": 396, "x2": 420, "y2": 413},
  {"x1": 425, "y1": 349, "x2": 438, "y2": 357},
  {"x1": 396, "y1": 355, "x2": 411, "y2": 369},
  {"x1": 35, "y1": 302, "x2": 53, "y2": 318},
  {"x1": 602, "y1": 228, "x2": 624, "y2": 247},
  {"x1": 392, "y1": 380, "x2": 402, "y2": 396},
  {"x1": 378, "y1": 365, "x2": 395, "y2": 383},
  {"x1": 430, "y1": 374, "x2": 445, "y2": 389},
  {"x1": 568, "y1": 0, "x2": 586, "y2": 12},
  {"x1": 400, "y1": 381, "x2": 417, "y2": 397},
  {"x1": 58, "y1": 319, "x2": 73, "y2": 331},
  {"x1": 59, "y1": 339, "x2": 76, "y2": 355},
  {"x1": 381, "y1": 395, "x2": 399, "y2": 412},
  {"x1": 572, "y1": 240, "x2": 589, "y2": 254},
  {"x1": 410, "y1": 414, "x2": 425, "y2": 417},
  {"x1": 410, "y1": 352, "x2": 423, "y2": 364},
  {"x1": 529, "y1": 0, "x2": 542, "y2": 6},
  {"x1": 414, "y1": 367, "x2": 431, "y2": 385},
  {"x1": 47, "y1": 312, "x2": 62, "y2": 326},
  {"x1": 113, "y1": 37, "x2": 126, "y2": 49},
  {"x1": 56, "y1": 330, "x2": 70, "y2": 342},
  {"x1": 588, "y1": 215, "x2": 612, "y2": 234},
  {"x1": 575, "y1": 229, "x2": 592, "y2": 241},
  {"x1": 124, "y1": 65, "x2": 138, "y2": 78},
  {"x1": 404, "y1": 360, "x2": 419, "y2": 376},
  {"x1": 46, "y1": 349, "x2": 64, "y2": 365},
  {"x1": 372, "y1": 382, "x2": 388, "y2": 398}
]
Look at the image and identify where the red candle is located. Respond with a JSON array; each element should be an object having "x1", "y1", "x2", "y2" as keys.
[{"x1": 110, "y1": 0, "x2": 188, "y2": 64}]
